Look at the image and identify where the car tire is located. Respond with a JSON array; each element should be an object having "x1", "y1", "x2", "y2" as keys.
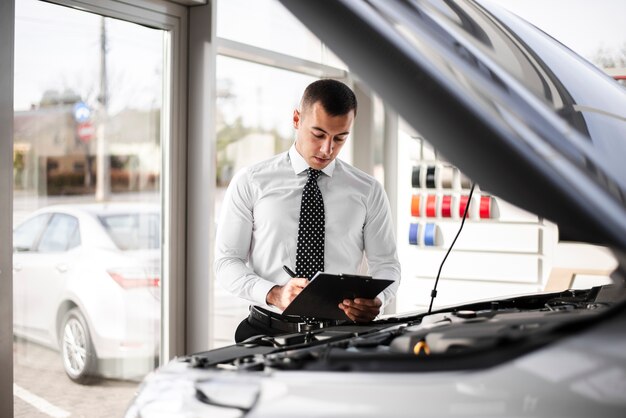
[{"x1": 60, "y1": 308, "x2": 97, "y2": 384}]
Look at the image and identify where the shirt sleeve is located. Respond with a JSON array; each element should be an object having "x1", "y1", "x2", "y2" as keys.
[
  {"x1": 214, "y1": 168, "x2": 277, "y2": 307},
  {"x1": 363, "y1": 180, "x2": 401, "y2": 310}
]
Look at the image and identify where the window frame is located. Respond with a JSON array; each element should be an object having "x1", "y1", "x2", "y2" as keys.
[
  {"x1": 1, "y1": 2, "x2": 189, "y2": 414},
  {"x1": 41, "y1": 0, "x2": 190, "y2": 365},
  {"x1": 0, "y1": 1, "x2": 16, "y2": 415}
]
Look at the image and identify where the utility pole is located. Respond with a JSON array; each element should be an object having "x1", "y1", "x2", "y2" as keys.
[{"x1": 96, "y1": 16, "x2": 110, "y2": 201}]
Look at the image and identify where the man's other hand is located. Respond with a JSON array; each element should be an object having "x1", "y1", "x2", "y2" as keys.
[
  {"x1": 266, "y1": 278, "x2": 309, "y2": 310},
  {"x1": 338, "y1": 297, "x2": 382, "y2": 322}
]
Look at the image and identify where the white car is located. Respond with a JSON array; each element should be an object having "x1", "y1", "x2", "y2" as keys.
[{"x1": 13, "y1": 203, "x2": 160, "y2": 383}]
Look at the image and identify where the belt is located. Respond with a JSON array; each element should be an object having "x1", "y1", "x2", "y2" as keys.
[{"x1": 248, "y1": 306, "x2": 339, "y2": 333}]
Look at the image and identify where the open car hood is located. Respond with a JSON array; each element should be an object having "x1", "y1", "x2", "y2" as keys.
[{"x1": 279, "y1": 0, "x2": 626, "y2": 250}]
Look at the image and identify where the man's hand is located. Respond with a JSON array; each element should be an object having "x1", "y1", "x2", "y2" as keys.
[
  {"x1": 266, "y1": 278, "x2": 309, "y2": 310},
  {"x1": 338, "y1": 297, "x2": 382, "y2": 322}
]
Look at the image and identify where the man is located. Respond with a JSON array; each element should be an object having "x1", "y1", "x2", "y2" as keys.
[{"x1": 215, "y1": 79, "x2": 400, "y2": 342}]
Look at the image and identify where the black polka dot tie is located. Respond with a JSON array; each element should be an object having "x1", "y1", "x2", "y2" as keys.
[{"x1": 295, "y1": 168, "x2": 325, "y2": 279}]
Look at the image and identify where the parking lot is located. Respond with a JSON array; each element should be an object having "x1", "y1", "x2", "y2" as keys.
[
  {"x1": 12, "y1": 191, "x2": 156, "y2": 416},
  {"x1": 13, "y1": 338, "x2": 138, "y2": 418},
  {"x1": 11, "y1": 189, "x2": 245, "y2": 415}
]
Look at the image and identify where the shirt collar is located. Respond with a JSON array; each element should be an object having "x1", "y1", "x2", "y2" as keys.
[{"x1": 288, "y1": 143, "x2": 336, "y2": 177}]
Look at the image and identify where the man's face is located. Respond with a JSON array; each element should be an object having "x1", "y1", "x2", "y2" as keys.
[{"x1": 294, "y1": 101, "x2": 354, "y2": 170}]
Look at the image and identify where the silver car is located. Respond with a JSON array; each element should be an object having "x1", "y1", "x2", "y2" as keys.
[
  {"x1": 127, "y1": 0, "x2": 626, "y2": 416},
  {"x1": 13, "y1": 203, "x2": 160, "y2": 383}
]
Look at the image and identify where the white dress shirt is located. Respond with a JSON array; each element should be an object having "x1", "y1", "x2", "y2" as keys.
[{"x1": 214, "y1": 144, "x2": 400, "y2": 312}]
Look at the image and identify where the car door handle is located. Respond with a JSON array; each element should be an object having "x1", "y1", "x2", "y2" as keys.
[
  {"x1": 56, "y1": 264, "x2": 68, "y2": 273},
  {"x1": 13, "y1": 263, "x2": 22, "y2": 272}
]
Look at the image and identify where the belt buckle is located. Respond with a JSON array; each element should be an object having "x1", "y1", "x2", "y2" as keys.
[{"x1": 297, "y1": 318, "x2": 324, "y2": 333}]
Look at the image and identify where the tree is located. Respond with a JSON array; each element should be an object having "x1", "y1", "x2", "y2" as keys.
[{"x1": 592, "y1": 43, "x2": 626, "y2": 69}]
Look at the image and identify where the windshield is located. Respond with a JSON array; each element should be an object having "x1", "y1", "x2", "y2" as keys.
[
  {"x1": 475, "y1": 0, "x2": 626, "y2": 184},
  {"x1": 368, "y1": 0, "x2": 626, "y2": 194}
]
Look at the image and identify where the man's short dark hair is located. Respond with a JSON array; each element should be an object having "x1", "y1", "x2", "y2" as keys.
[{"x1": 301, "y1": 79, "x2": 357, "y2": 117}]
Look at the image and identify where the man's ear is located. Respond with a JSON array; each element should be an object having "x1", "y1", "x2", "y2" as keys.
[{"x1": 293, "y1": 109, "x2": 300, "y2": 129}]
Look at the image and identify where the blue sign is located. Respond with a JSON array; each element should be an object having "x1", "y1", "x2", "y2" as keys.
[{"x1": 73, "y1": 102, "x2": 91, "y2": 123}]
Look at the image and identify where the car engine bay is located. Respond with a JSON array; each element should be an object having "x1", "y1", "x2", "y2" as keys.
[{"x1": 187, "y1": 284, "x2": 625, "y2": 374}]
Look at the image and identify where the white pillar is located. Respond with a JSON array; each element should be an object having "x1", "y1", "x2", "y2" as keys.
[{"x1": 186, "y1": 1, "x2": 217, "y2": 352}]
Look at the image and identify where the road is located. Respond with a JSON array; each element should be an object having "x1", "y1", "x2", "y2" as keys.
[{"x1": 14, "y1": 338, "x2": 139, "y2": 418}]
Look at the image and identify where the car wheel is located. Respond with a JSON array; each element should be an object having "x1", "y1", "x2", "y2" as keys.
[{"x1": 60, "y1": 308, "x2": 96, "y2": 384}]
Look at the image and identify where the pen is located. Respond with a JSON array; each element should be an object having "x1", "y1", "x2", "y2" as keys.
[{"x1": 283, "y1": 265, "x2": 297, "y2": 278}]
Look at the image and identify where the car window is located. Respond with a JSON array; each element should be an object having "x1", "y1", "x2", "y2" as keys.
[
  {"x1": 99, "y1": 213, "x2": 160, "y2": 251},
  {"x1": 13, "y1": 214, "x2": 50, "y2": 252},
  {"x1": 37, "y1": 213, "x2": 80, "y2": 253}
]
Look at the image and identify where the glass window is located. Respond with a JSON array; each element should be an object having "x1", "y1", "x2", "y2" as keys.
[
  {"x1": 13, "y1": 213, "x2": 49, "y2": 252},
  {"x1": 99, "y1": 212, "x2": 160, "y2": 250},
  {"x1": 38, "y1": 213, "x2": 79, "y2": 252},
  {"x1": 217, "y1": 0, "x2": 347, "y2": 68},
  {"x1": 13, "y1": 1, "x2": 165, "y2": 415},
  {"x1": 213, "y1": 55, "x2": 317, "y2": 347},
  {"x1": 215, "y1": 55, "x2": 317, "y2": 189}
]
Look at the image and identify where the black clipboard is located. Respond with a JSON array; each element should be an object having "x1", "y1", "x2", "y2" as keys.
[{"x1": 282, "y1": 272, "x2": 393, "y2": 320}]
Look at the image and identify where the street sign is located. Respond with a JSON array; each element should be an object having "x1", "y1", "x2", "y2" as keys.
[
  {"x1": 73, "y1": 102, "x2": 91, "y2": 123},
  {"x1": 77, "y1": 122, "x2": 95, "y2": 143}
]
